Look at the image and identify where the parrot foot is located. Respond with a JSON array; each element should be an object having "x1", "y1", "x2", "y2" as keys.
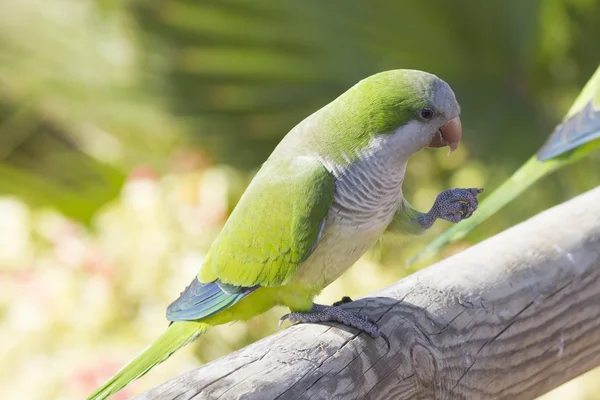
[
  {"x1": 418, "y1": 187, "x2": 484, "y2": 229},
  {"x1": 278, "y1": 303, "x2": 390, "y2": 349}
]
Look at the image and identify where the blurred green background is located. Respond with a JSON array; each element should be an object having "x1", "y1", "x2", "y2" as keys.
[{"x1": 1, "y1": 1, "x2": 599, "y2": 399}]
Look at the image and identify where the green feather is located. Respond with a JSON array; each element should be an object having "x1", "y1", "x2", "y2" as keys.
[
  {"x1": 567, "y1": 65, "x2": 600, "y2": 118},
  {"x1": 86, "y1": 321, "x2": 207, "y2": 400},
  {"x1": 385, "y1": 199, "x2": 427, "y2": 236},
  {"x1": 200, "y1": 157, "x2": 335, "y2": 287}
]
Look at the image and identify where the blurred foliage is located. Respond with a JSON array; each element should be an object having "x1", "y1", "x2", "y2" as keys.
[{"x1": 0, "y1": 0, "x2": 599, "y2": 399}]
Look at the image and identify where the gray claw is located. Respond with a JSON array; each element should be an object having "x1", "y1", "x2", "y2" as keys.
[
  {"x1": 379, "y1": 331, "x2": 391, "y2": 350},
  {"x1": 278, "y1": 315, "x2": 287, "y2": 331}
]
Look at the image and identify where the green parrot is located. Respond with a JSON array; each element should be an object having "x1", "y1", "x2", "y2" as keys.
[
  {"x1": 87, "y1": 69, "x2": 483, "y2": 400},
  {"x1": 410, "y1": 64, "x2": 600, "y2": 265}
]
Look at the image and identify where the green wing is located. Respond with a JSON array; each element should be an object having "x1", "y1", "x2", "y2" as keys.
[
  {"x1": 410, "y1": 64, "x2": 600, "y2": 265},
  {"x1": 199, "y1": 157, "x2": 335, "y2": 287}
]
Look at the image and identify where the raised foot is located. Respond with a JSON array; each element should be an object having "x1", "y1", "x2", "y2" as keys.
[
  {"x1": 278, "y1": 303, "x2": 390, "y2": 349},
  {"x1": 418, "y1": 187, "x2": 484, "y2": 229}
]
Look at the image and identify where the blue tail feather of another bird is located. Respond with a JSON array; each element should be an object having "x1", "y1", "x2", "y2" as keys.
[{"x1": 537, "y1": 101, "x2": 600, "y2": 161}]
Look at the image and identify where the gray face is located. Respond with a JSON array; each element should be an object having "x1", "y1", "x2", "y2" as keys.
[
  {"x1": 399, "y1": 75, "x2": 462, "y2": 156},
  {"x1": 430, "y1": 77, "x2": 461, "y2": 122}
]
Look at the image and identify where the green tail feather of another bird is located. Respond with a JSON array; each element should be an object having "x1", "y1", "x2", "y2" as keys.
[{"x1": 86, "y1": 321, "x2": 208, "y2": 400}]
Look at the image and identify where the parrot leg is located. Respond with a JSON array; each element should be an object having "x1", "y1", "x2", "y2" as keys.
[
  {"x1": 417, "y1": 187, "x2": 484, "y2": 229},
  {"x1": 278, "y1": 303, "x2": 390, "y2": 348}
]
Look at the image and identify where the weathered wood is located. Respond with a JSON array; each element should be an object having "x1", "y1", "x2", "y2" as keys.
[{"x1": 137, "y1": 187, "x2": 600, "y2": 400}]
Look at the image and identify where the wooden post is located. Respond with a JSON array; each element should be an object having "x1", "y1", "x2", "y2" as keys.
[{"x1": 136, "y1": 187, "x2": 600, "y2": 400}]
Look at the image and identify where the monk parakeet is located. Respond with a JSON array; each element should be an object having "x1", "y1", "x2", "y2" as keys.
[
  {"x1": 88, "y1": 69, "x2": 483, "y2": 400},
  {"x1": 411, "y1": 65, "x2": 600, "y2": 264}
]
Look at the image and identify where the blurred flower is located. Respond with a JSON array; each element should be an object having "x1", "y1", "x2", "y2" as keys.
[{"x1": 0, "y1": 197, "x2": 30, "y2": 267}]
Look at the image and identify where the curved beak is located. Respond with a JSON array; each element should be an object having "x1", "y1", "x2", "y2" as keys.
[{"x1": 427, "y1": 116, "x2": 462, "y2": 155}]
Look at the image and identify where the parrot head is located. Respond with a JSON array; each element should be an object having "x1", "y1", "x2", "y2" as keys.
[
  {"x1": 276, "y1": 69, "x2": 462, "y2": 167},
  {"x1": 354, "y1": 69, "x2": 463, "y2": 156}
]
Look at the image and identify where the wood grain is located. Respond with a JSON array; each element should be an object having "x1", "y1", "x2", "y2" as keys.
[{"x1": 136, "y1": 187, "x2": 600, "y2": 400}]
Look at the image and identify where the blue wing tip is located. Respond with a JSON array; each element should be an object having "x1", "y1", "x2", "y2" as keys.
[{"x1": 166, "y1": 278, "x2": 258, "y2": 322}]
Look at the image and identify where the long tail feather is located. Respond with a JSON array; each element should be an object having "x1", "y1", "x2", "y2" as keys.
[{"x1": 86, "y1": 321, "x2": 207, "y2": 400}]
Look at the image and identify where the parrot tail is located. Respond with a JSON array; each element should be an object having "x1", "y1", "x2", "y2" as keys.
[{"x1": 86, "y1": 321, "x2": 208, "y2": 400}]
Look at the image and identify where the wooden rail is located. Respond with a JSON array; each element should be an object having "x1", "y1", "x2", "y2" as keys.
[{"x1": 136, "y1": 186, "x2": 600, "y2": 400}]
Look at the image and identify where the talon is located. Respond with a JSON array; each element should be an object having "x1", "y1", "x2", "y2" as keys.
[
  {"x1": 360, "y1": 319, "x2": 390, "y2": 350},
  {"x1": 462, "y1": 203, "x2": 474, "y2": 219},
  {"x1": 451, "y1": 212, "x2": 462, "y2": 223},
  {"x1": 278, "y1": 314, "x2": 290, "y2": 330},
  {"x1": 379, "y1": 331, "x2": 391, "y2": 351}
]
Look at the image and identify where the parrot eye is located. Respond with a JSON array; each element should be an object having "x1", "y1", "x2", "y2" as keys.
[{"x1": 419, "y1": 108, "x2": 435, "y2": 120}]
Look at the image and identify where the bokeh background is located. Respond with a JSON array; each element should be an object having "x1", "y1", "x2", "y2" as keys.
[{"x1": 1, "y1": 1, "x2": 599, "y2": 399}]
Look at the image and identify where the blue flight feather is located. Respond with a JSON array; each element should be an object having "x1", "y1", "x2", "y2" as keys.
[{"x1": 166, "y1": 279, "x2": 259, "y2": 322}]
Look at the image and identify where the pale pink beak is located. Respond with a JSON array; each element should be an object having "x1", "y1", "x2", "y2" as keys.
[{"x1": 427, "y1": 116, "x2": 462, "y2": 154}]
